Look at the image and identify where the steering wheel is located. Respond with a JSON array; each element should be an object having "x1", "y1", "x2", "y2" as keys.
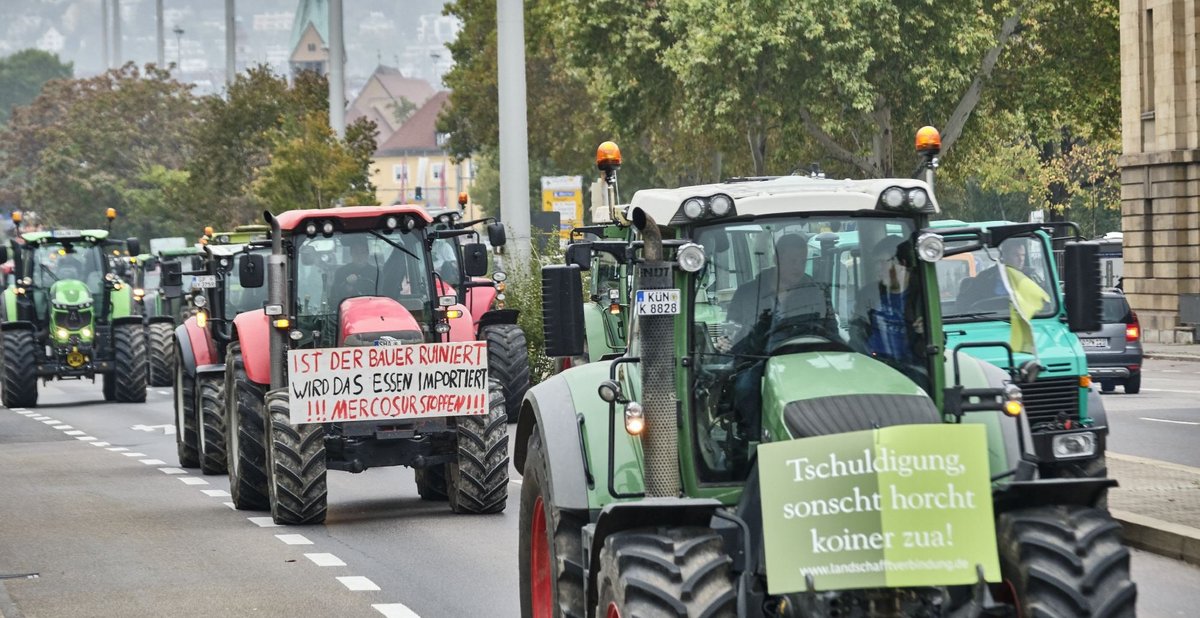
[{"x1": 764, "y1": 313, "x2": 851, "y2": 353}]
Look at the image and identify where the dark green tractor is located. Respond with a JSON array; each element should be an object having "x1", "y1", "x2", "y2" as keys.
[{"x1": 0, "y1": 212, "x2": 148, "y2": 406}]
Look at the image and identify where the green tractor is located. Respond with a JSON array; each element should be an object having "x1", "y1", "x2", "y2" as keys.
[
  {"x1": 516, "y1": 143, "x2": 1134, "y2": 616},
  {"x1": 0, "y1": 210, "x2": 148, "y2": 406}
]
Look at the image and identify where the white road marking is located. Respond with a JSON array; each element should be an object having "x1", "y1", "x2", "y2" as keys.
[
  {"x1": 11, "y1": 408, "x2": 28, "y2": 411},
  {"x1": 201, "y1": 489, "x2": 231, "y2": 497},
  {"x1": 159, "y1": 467, "x2": 187, "y2": 475},
  {"x1": 63, "y1": 430, "x2": 85, "y2": 436},
  {"x1": 31, "y1": 416, "x2": 49, "y2": 420},
  {"x1": 131, "y1": 424, "x2": 176, "y2": 435},
  {"x1": 224, "y1": 502, "x2": 236, "y2": 510},
  {"x1": 75, "y1": 436, "x2": 97, "y2": 441},
  {"x1": 248, "y1": 517, "x2": 280, "y2": 528},
  {"x1": 1163, "y1": 369, "x2": 1182, "y2": 373},
  {"x1": 107, "y1": 447, "x2": 129, "y2": 452},
  {"x1": 275, "y1": 534, "x2": 313, "y2": 545},
  {"x1": 16, "y1": 411, "x2": 35, "y2": 415},
  {"x1": 1144, "y1": 388, "x2": 1200, "y2": 395},
  {"x1": 179, "y1": 477, "x2": 208, "y2": 485},
  {"x1": 41, "y1": 420, "x2": 62, "y2": 425},
  {"x1": 305, "y1": 553, "x2": 346, "y2": 567},
  {"x1": 122, "y1": 452, "x2": 148, "y2": 457},
  {"x1": 139, "y1": 459, "x2": 167, "y2": 465},
  {"x1": 337, "y1": 576, "x2": 380, "y2": 592},
  {"x1": 509, "y1": 479, "x2": 522, "y2": 486},
  {"x1": 157, "y1": 390, "x2": 170, "y2": 395},
  {"x1": 1140, "y1": 417, "x2": 1200, "y2": 426},
  {"x1": 373, "y1": 603, "x2": 422, "y2": 618},
  {"x1": 91, "y1": 442, "x2": 110, "y2": 447}
]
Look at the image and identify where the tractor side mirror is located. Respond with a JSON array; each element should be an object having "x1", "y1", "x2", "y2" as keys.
[
  {"x1": 542, "y1": 264, "x2": 585, "y2": 357},
  {"x1": 565, "y1": 242, "x2": 592, "y2": 269},
  {"x1": 487, "y1": 222, "x2": 506, "y2": 247},
  {"x1": 125, "y1": 237, "x2": 141, "y2": 257},
  {"x1": 1064, "y1": 241, "x2": 1102, "y2": 333},
  {"x1": 142, "y1": 256, "x2": 159, "y2": 270},
  {"x1": 161, "y1": 261, "x2": 182, "y2": 287},
  {"x1": 239, "y1": 253, "x2": 265, "y2": 288},
  {"x1": 462, "y1": 243, "x2": 488, "y2": 277}
]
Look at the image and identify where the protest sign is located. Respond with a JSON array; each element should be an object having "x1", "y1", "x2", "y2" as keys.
[
  {"x1": 758, "y1": 424, "x2": 999, "y2": 593},
  {"x1": 286, "y1": 341, "x2": 489, "y2": 424}
]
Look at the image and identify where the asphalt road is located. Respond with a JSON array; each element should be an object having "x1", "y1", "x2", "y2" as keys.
[
  {"x1": 3, "y1": 378, "x2": 1200, "y2": 617},
  {"x1": 1102, "y1": 357, "x2": 1200, "y2": 467}
]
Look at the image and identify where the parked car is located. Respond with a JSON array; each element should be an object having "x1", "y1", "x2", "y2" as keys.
[{"x1": 1078, "y1": 290, "x2": 1143, "y2": 393}]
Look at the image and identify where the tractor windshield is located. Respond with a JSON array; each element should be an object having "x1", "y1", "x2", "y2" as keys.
[
  {"x1": 30, "y1": 242, "x2": 106, "y2": 294},
  {"x1": 688, "y1": 215, "x2": 931, "y2": 481},
  {"x1": 224, "y1": 248, "x2": 270, "y2": 316},
  {"x1": 939, "y1": 235, "x2": 1057, "y2": 322},
  {"x1": 294, "y1": 230, "x2": 431, "y2": 330}
]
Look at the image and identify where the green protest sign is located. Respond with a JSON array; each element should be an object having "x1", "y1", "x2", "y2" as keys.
[{"x1": 757, "y1": 424, "x2": 1000, "y2": 593}]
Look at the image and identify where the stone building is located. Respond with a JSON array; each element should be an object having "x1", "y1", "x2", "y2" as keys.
[{"x1": 1119, "y1": 0, "x2": 1200, "y2": 343}]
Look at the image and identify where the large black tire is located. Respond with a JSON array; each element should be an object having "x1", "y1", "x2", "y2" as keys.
[
  {"x1": 147, "y1": 322, "x2": 175, "y2": 387},
  {"x1": 997, "y1": 505, "x2": 1136, "y2": 617},
  {"x1": 112, "y1": 322, "x2": 147, "y2": 403},
  {"x1": 447, "y1": 379, "x2": 509, "y2": 514},
  {"x1": 482, "y1": 323, "x2": 530, "y2": 424},
  {"x1": 1124, "y1": 374, "x2": 1141, "y2": 394},
  {"x1": 595, "y1": 527, "x2": 736, "y2": 618},
  {"x1": 1057, "y1": 455, "x2": 1109, "y2": 509},
  {"x1": 265, "y1": 388, "x2": 327, "y2": 525},
  {"x1": 1, "y1": 329, "x2": 39, "y2": 408},
  {"x1": 224, "y1": 343, "x2": 269, "y2": 510},
  {"x1": 102, "y1": 371, "x2": 116, "y2": 401},
  {"x1": 519, "y1": 429, "x2": 586, "y2": 618},
  {"x1": 197, "y1": 375, "x2": 226, "y2": 475},
  {"x1": 173, "y1": 351, "x2": 199, "y2": 468},
  {"x1": 415, "y1": 465, "x2": 448, "y2": 501}
]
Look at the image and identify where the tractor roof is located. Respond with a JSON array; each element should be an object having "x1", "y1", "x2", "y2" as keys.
[
  {"x1": 157, "y1": 246, "x2": 202, "y2": 258},
  {"x1": 207, "y1": 242, "x2": 268, "y2": 258},
  {"x1": 273, "y1": 204, "x2": 432, "y2": 232},
  {"x1": 21, "y1": 229, "x2": 110, "y2": 245},
  {"x1": 629, "y1": 176, "x2": 937, "y2": 225}
]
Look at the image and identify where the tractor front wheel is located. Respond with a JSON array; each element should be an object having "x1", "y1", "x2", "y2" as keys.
[
  {"x1": 173, "y1": 351, "x2": 199, "y2": 468},
  {"x1": 415, "y1": 465, "x2": 448, "y2": 501},
  {"x1": 595, "y1": 527, "x2": 737, "y2": 618},
  {"x1": 997, "y1": 505, "x2": 1136, "y2": 617},
  {"x1": 112, "y1": 322, "x2": 147, "y2": 403},
  {"x1": 224, "y1": 343, "x2": 269, "y2": 510},
  {"x1": 198, "y1": 375, "x2": 226, "y2": 474},
  {"x1": 1, "y1": 329, "x2": 38, "y2": 408},
  {"x1": 265, "y1": 388, "x2": 327, "y2": 525},
  {"x1": 147, "y1": 322, "x2": 175, "y2": 387},
  {"x1": 519, "y1": 428, "x2": 585, "y2": 618},
  {"x1": 447, "y1": 379, "x2": 508, "y2": 514},
  {"x1": 481, "y1": 323, "x2": 529, "y2": 423}
]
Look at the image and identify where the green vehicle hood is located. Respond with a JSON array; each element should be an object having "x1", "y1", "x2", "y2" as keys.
[
  {"x1": 50, "y1": 280, "x2": 94, "y2": 306},
  {"x1": 944, "y1": 318, "x2": 1085, "y2": 377}
]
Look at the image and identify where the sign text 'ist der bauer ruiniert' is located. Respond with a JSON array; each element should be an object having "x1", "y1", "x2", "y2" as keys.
[{"x1": 286, "y1": 341, "x2": 489, "y2": 424}]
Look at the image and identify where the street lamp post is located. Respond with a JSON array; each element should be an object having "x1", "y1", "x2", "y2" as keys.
[{"x1": 173, "y1": 26, "x2": 183, "y2": 71}]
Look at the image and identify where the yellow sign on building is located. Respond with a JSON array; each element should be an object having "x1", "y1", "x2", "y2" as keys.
[{"x1": 541, "y1": 176, "x2": 584, "y2": 239}]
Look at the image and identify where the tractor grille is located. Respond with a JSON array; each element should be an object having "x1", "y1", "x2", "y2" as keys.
[
  {"x1": 55, "y1": 309, "x2": 92, "y2": 330},
  {"x1": 1020, "y1": 377, "x2": 1081, "y2": 425}
]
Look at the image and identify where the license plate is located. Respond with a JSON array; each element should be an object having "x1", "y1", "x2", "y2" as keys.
[
  {"x1": 191, "y1": 275, "x2": 217, "y2": 289},
  {"x1": 635, "y1": 289, "x2": 681, "y2": 316},
  {"x1": 1080, "y1": 338, "x2": 1109, "y2": 349}
]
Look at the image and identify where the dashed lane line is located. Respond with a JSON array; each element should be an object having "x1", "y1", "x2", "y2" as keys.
[
  {"x1": 305, "y1": 553, "x2": 346, "y2": 567},
  {"x1": 1143, "y1": 388, "x2": 1200, "y2": 395},
  {"x1": 30, "y1": 416, "x2": 49, "y2": 420},
  {"x1": 106, "y1": 447, "x2": 129, "y2": 452},
  {"x1": 121, "y1": 452, "x2": 148, "y2": 457},
  {"x1": 63, "y1": 430, "x2": 85, "y2": 436},
  {"x1": 337, "y1": 576, "x2": 380, "y2": 592},
  {"x1": 1140, "y1": 417, "x2": 1200, "y2": 426},
  {"x1": 41, "y1": 420, "x2": 62, "y2": 425},
  {"x1": 223, "y1": 502, "x2": 236, "y2": 510},
  {"x1": 90, "y1": 442, "x2": 110, "y2": 447},
  {"x1": 248, "y1": 517, "x2": 280, "y2": 528},
  {"x1": 139, "y1": 459, "x2": 167, "y2": 466},
  {"x1": 178, "y1": 477, "x2": 208, "y2": 485},
  {"x1": 373, "y1": 603, "x2": 422, "y2": 618},
  {"x1": 275, "y1": 534, "x2": 313, "y2": 545},
  {"x1": 156, "y1": 390, "x2": 170, "y2": 395},
  {"x1": 75, "y1": 436, "x2": 96, "y2": 441},
  {"x1": 158, "y1": 467, "x2": 187, "y2": 474},
  {"x1": 201, "y1": 489, "x2": 231, "y2": 498}
]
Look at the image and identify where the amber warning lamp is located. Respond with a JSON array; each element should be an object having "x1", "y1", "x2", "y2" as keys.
[
  {"x1": 596, "y1": 141, "x2": 622, "y2": 173},
  {"x1": 106, "y1": 207, "x2": 117, "y2": 220},
  {"x1": 11, "y1": 211, "x2": 21, "y2": 224},
  {"x1": 204, "y1": 226, "x2": 215, "y2": 237},
  {"x1": 458, "y1": 192, "x2": 469, "y2": 207},
  {"x1": 915, "y1": 126, "x2": 941, "y2": 156}
]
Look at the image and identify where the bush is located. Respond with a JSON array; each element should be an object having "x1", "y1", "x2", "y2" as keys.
[{"x1": 498, "y1": 229, "x2": 564, "y2": 384}]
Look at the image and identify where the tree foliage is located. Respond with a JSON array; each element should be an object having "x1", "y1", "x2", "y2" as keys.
[
  {"x1": 252, "y1": 112, "x2": 378, "y2": 212},
  {"x1": 0, "y1": 49, "x2": 73, "y2": 126}
]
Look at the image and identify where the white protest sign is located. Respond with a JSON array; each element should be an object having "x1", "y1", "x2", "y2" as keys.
[{"x1": 287, "y1": 341, "x2": 489, "y2": 424}]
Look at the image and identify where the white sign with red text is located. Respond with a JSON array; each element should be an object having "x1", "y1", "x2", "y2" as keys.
[{"x1": 287, "y1": 341, "x2": 489, "y2": 424}]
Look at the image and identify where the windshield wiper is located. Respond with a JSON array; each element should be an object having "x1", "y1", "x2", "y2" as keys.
[
  {"x1": 368, "y1": 230, "x2": 421, "y2": 262},
  {"x1": 944, "y1": 311, "x2": 1009, "y2": 323}
]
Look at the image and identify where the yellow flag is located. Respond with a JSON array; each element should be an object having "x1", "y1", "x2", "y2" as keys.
[{"x1": 1005, "y1": 267, "x2": 1050, "y2": 354}]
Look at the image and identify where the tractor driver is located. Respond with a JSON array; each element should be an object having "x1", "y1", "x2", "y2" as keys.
[
  {"x1": 330, "y1": 236, "x2": 378, "y2": 305},
  {"x1": 56, "y1": 255, "x2": 83, "y2": 281}
]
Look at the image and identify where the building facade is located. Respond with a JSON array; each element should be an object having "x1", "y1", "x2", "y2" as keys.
[{"x1": 1119, "y1": 0, "x2": 1200, "y2": 342}]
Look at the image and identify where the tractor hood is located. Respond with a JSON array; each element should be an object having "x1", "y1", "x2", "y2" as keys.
[
  {"x1": 50, "y1": 279, "x2": 94, "y2": 307},
  {"x1": 761, "y1": 351, "x2": 937, "y2": 441},
  {"x1": 338, "y1": 296, "x2": 424, "y2": 346},
  {"x1": 944, "y1": 318, "x2": 1085, "y2": 377}
]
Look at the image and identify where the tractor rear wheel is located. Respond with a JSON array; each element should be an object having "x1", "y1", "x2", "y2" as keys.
[
  {"x1": 415, "y1": 465, "x2": 448, "y2": 501},
  {"x1": 102, "y1": 372, "x2": 115, "y2": 401},
  {"x1": 481, "y1": 323, "x2": 529, "y2": 423},
  {"x1": 173, "y1": 351, "x2": 199, "y2": 468},
  {"x1": 147, "y1": 322, "x2": 174, "y2": 387},
  {"x1": 198, "y1": 375, "x2": 226, "y2": 474},
  {"x1": 519, "y1": 429, "x2": 586, "y2": 618},
  {"x1": 265, "y1": 388, "x2": 327, "y2": 525},
  {"x1": 447, "y1": 379, "x2": 508, "y2": 514},
  {"x1": 224, "y1": 343, "x2": 269, "y2": 510},
  {"x1": 595, "y1": 527, "x2": 737, "y2": 618},
  {"x1": 996, "y1": 505, "x2": 1136, "y2": 617},
  {"x1": 112, "y1": 322, "x2": 147, "y2": 403},
  {"x1": 1, "y1": 329, "x2": 38, "y2": 408}
]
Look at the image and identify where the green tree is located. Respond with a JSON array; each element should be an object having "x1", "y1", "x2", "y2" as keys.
[
  {"x1": 0, "y1": 49, "x2": 73, "y2": 125},
  {"x1": 252, "y1": 112, "x2": 377, "y2": 212}
]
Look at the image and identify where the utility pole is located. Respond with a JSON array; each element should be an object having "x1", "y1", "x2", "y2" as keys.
[
  {"x1": 155, "y1": 0, "x2": 165, "y2": 67},
  {"x1": 496, "y1": 0, "x2": 532, "y2": 262},
  {"x1": 225, "y1": 0, "x2": 236, "y2": 86},
  {"x1": 112, "y1": 0, "x2": 122, "y2": 68},
  {"x1": 101, "y1": 0, "x2": 110, "y2": 70},
  {"x1": 328, "y1": 0, "x2": 345, "y2": 139},
  {"x1": 173, "y1": 26, "x2": 184, "y2": 71}
]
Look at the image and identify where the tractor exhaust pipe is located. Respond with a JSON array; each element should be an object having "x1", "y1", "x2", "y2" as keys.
[
  {"x1": 263, "y1": 210, "x2": 288, "y2": 390},
  {"x1": 631, "y1": 209, "x2": 680, "y2": 497}
]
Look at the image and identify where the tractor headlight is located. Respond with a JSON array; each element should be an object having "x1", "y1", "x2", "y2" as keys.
[
  {"x1": 20, "y1": 277, "x2": 31, "y2": 286},
  {"x1": 80, "y1": 326, "x2": 92, "y2": 340},
  {"x1": 492, "y1": 271, "x2": 507, "y2": 283},
  {"x1": 321, "y1": 221, "x2": 334, "y2": 236},
  {"x1": 55, "y1": 327, "x2": 68, "y2": 341},
  {"x1": 192, "y1": 294, "x2": 207, "y2": 308},
  {"x1": 624, "y1": 401, "x2": 645, "y2": 435},
  {"x1": 915, "y1": 233, "x2": 945, "y2": 262},
  {"x1": 385, "y1": 216, "x2": 398, "y2": 231},
  {"x1": 709, "y1": 193, "x2": 733, "y2": 217},
  {"x1": 305, "y1": 221, "x2": 318, "y2": 236},
  {"x1": 881, "y1": 187, "x2": 906, "y2": 209},
  {"x1": 907, "y1": 188, "x2": 930, "y2": 210},
  {"x1": 682, "y1": 198, "x2": 706, "y2": 220},
  {"x1": 676, "y1": 243, "x2": 707, "y2": 273},
  {"x1": 1052, "y1": 432, "x2": 1096, "y2": 459}
]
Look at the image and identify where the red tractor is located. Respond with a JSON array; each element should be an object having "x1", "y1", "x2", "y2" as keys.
[{"x1": 221, "y1": 205, "x2": 511, "y2": 525}]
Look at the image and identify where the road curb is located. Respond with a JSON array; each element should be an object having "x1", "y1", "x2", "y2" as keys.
[
  {"x1": 1110, "y1": 509, "x2": 1200, "y2": 566},
  {"x1": 1143, "y1": 352, "x2": 1200, "y2": 362}
]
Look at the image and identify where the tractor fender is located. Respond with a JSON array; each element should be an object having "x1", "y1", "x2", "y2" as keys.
[
  {"x1": 446, "y1": 303, "x2": 475, "y2": 343},
  {"x1": 111, "y1": 315, "x2": 145, "y2": 328},
  {"x1": 993, "y1": 477, "x2": 1116, "y2": 512},
  {"x1": 195, "y1": 363, "x2": 225, "y2": 378},
  {"x1": 146, "y1": 315, "x2": 174, "y2": 326},
  {"x1": 181, "y1": 315, "x2": 216, "y2": 370},
  {"x1": 174, "y1": 323, "x2": 197, "y2": 378},
  {"x1": 1086, "y1": 386, "x2": 1109, "y2": 433},
  {"x1": 231, "y1": 309, "x2": 270, "y2": 386},
  {"x1": 0, "y1": 320, "x2": 35, "y2": 332},
  {"x1": 465, "y1": 285, "x2": 497, "y2": 324},
  {"x1": 514, "y1": 372, "x2": 591, "y2": 511},
  {"x1": 476, "y1": 308, "x2": 518, "y2": 330},
  {"x1": 2, "y1": 288, "x2": 18, "y2": 322}
]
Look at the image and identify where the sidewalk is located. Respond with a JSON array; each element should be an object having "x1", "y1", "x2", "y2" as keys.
[
  {"x1": 1108, "y1": 452, "x2": 1200, "y2": 565},
  {"x1": 1142, "y1": 342, "x2": 1200, "y2": 362}
]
